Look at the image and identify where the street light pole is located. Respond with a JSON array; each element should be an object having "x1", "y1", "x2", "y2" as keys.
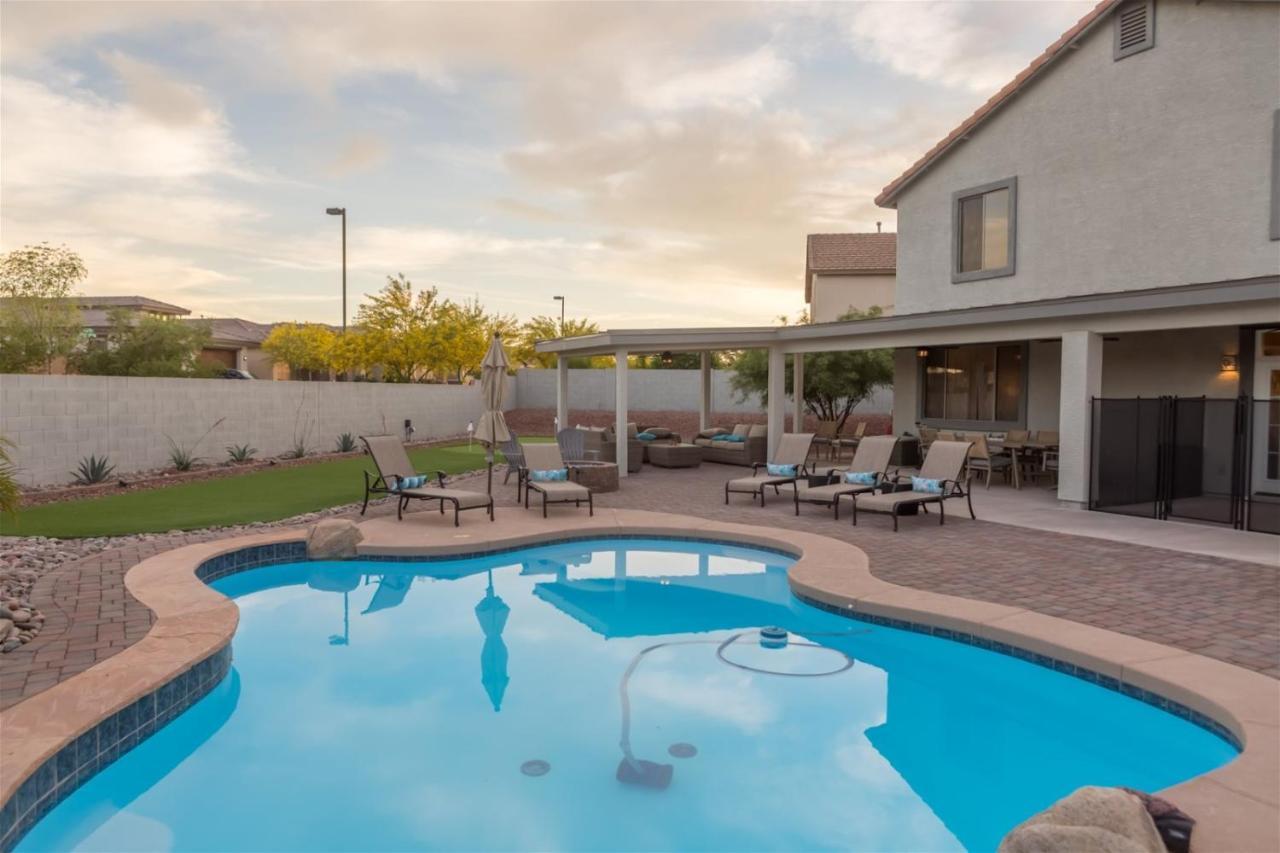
[
  {"x1": 326, "y1": 207, "x2": 347, "y2": 332},
  {"x1": 553, "y1": 295, "x2": 565, "y2": 336}
]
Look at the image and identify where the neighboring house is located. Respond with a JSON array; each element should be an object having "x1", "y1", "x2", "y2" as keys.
[
  {"x1": 805, "y1": 232, "x2": 896, "y2": 322},
  {"x1": 189, "y1": 318, "x2": 282, "y2": 379},
  {"x1": 74, "y1": 297, "x2": 279, "y2": 379},
  {"x1": 537, "y1": 0, "x2": 1280, "y2": 534},
  {"x1": 75, "y1": 296, "x2": 190, "y2": 336}
]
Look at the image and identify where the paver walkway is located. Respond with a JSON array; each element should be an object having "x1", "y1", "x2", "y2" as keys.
[{"x1": 2, "y1": 465, "x2": 1276, "y2": 710}]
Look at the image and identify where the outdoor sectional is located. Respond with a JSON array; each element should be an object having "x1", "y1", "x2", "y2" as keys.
[{"x1": 692, "y1": 424, "x2": 768, "y2": 467}]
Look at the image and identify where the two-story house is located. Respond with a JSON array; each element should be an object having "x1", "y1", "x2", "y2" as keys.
[
  {"x1": 536, "y1": 0, "x2": 1279, "y2": 532},
  {"x1": 805, "y1": 231, "x2": 897, "y2": 321}
]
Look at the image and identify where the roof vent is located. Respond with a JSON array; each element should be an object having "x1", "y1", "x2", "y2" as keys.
[{"x1": 1114, "y1": 0, "x2": 1155, "y2": 60}]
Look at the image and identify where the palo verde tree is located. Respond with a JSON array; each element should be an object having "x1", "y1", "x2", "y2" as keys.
[
  {"x1": 0, "y1": 243, "x2": 87, "y2": 374},
  {"x1": 513, "y1": 315, "x2": 606, "y2": 368},
  {"x1": 729, "y1": 307, "x2": 893, "y2": 430},
  {"x1": 262, "y1": 322, "x2": 337, "y2": 380}
]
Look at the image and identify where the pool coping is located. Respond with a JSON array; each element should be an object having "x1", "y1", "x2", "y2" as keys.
[{"x1": 1, "y1": 508, "x2": 1276, "y2": 851}]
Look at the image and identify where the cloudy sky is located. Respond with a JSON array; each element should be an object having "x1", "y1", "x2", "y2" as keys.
[{"x1": 1, "y1": 1, "x2": 1092, "y2": 328}]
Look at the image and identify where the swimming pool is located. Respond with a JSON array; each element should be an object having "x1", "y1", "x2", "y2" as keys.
[{"x1": 18, "y1": 537, "x2": 1236, "y2": 852}]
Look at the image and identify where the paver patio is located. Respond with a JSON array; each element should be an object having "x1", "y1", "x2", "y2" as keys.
[{"x1": 2, "y1": 463, "x2": 1276, "y2": 711}]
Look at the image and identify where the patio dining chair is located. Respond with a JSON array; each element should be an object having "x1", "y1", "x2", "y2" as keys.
[
  {"x1": 724, "y1": 433, "x2": 815, "y2": 506},
  {"x1": 811, "y1": 421, "x2": 839, "y2": 460},
  {"x1": 850, "y1": 440, "x2": 974, "y2": 531},
  {"x1": 832, "y1": 421, "x2": 866, "y2": 460},
  {"x1": 966, "y1": 434, "x2": 1017, "y2": 489}
]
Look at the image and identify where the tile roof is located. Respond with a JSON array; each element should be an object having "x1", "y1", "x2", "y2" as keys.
[
  {"x1": 805, "y1": 232, "x2": 897, "y2": 301},
  {"x1": 875, "y1": 0, "x2": 1122, "y2": 208},
  {"x1": 188, "y1": 317, "x2": 276, "y2": 345},
  {"x1": 71, "y1": 295, "x2": 191, "y2": 315}
]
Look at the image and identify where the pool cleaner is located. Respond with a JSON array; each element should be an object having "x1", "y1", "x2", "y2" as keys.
[{"x1": 615, "y1": 627, "x2": 864, "y2": 790}]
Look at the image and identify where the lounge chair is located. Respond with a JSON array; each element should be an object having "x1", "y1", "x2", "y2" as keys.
[
  {"x1": 522, "y1": 442, "x2": 593, "y2": 517},
  {"x1": 793, "y1": 435, "x2": 898, "y2": 519},
  {"x1": 724, "y1": 433, "x2": 815, "y2": 506},
  {"x1": 360, "y1": 435, "x2": 495, "y2": 525},
  {"x1": 850, "y1": 440, "x2": 974, "y2": 531}
]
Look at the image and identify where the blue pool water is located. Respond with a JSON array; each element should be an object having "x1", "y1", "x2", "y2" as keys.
[{"x1": 20, "y1": 538, "x2": 1235, "y2": 852}]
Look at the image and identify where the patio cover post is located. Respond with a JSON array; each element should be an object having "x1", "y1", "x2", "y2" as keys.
[
  {"x1": 1058, "y1": 330, "x2": 1102, "y2": 505},
  {"x1": 556, "y1": 355, "x2": 569, "y2": 433},
  {"x1": 791, "y1": 352, "x2": 805, "y2": 432},
  {"x1": 699, "y1": 352, "x2": 712, "y2": 432},
  {"x1": 767, "y1": 345, "x2": 785, "y2": 459},
  {"x1": 615, "y1": 347, "x2": 629, "y2": 477}
]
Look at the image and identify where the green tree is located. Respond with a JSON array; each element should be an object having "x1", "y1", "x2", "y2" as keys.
[
  {"x1": 729, "y1": 307, "x2": 893, "y2": 429},
  {"x1": 262, "y1": 322, "x2": 336, "y2": 379},
  {"x1": 514, "y1": 315, "x2": 605, "y2": 368},
  {"x1": 355, "y1": 274, "x2": 440, "y2": 382},
  {"x1": 433, "y1": 298, "x2": 491, "y2": 383},
  {"x1": 0, "y1": 243, "x2": 87, "y2": 373},
  {"x1": 70, "y1": 309, "x2": 213, "y2": 377},
  {"x1": 630, "y1": 352, "x2": 729, "y2": 369}
]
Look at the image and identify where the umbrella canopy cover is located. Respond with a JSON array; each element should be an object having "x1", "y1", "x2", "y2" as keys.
[{"x1": 474, "y1": 332, "x2": 511, "y2": 446}]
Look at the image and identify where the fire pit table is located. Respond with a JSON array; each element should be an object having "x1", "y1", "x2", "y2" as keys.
[
  {"x1": 646, "y1": 443, "x2": 703, "y2": 469},
  {"x1": 569, "y1": 461, "x2": 620, "y2": 493}
]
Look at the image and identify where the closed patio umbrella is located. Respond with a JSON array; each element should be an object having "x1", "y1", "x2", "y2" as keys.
[{"x1": 474, "y1": 331, "x2": 511, "y2": 494}]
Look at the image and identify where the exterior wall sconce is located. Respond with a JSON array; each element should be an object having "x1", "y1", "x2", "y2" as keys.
[
  {"x1": 1220, "y1": 354, "x2": 1238, "y2": 373},
  {"x1": 660, "y1": 351, "x2": 674, "y2": 366},
  {"x1": 916, "y1": 348, "x2": 929, "y2": 358}
]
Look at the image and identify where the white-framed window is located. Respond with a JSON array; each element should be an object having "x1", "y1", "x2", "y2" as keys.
[{"x1": 951, "y1": 177, "x2": 1016, "y2": 283}]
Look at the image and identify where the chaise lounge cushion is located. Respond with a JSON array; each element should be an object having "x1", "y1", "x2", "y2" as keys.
[
  {"x1": 399, "y1": 486, "x2": 493, "y2": 509},
  {"x1": 856, "y1": 489, "x2": 943, "y2": 511},
  {"x1": 527, "y1": 480, "x2": 590, "y2": 499}
]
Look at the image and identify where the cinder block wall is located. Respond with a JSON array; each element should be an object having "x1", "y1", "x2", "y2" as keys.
[{"x1": 0, "y1": 375, "x2": 511, "y2": 486}]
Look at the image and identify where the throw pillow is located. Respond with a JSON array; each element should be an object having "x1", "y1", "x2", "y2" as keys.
[
  {"x1": 394, "y1": 474, "x2": 427, "y2": 491},
  {"x1": 636, "y1": 432, "x2": 657, "y2": 441},
  {"x1": 911, "y1": 476, "x2": 944, "y2": 494},
  {"x1": 844, "y1": 471, "x2": 878, "y2": 486},
  {"x1": 732, "y1": 423, "x2": 752, "y2": 438},
  {"x1": 766, "y1": 463, "x2": 797, "y2": 477},
  {"x1": 697, "y1": 428, "x2": 727, "y2": 439},
  {"x1": 530, "y1": 468, "x2": 569, "y2": 482},
  {"x1": 646, "y1": 427, "x2": 672, "y2": 439},
  {"x1": 718, "y1": 434, "x2": 746, "y2": 443}
]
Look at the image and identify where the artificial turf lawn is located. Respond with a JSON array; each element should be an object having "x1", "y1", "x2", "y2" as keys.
[{"x1": 3, "y1": 441, "x2": 537, "y2": 539}]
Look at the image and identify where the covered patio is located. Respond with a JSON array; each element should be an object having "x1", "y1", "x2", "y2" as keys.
[{"x1": 536, "y1": 278, "x2": 1278, "y2": 514}]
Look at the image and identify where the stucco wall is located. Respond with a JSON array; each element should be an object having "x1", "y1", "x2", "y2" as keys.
[
  {"x1": 810, "y1": 274, "x2": 896, "y2": 322},
  {"x1": 892, "y1": 0, "x2": 1280, "y2": 315},
  {"x1": 515, "y1": 368, "x2": 893, "y2": 417},
  {"x1": 0, "y1": 375, "x2": 509, "y2": 486}
]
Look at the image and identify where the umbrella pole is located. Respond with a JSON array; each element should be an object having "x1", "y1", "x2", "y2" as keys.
[{"x1": 486, "y1": 447, "x2": 494, "y2": 495}]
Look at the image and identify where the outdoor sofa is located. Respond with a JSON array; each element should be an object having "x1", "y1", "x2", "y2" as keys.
[
  {"x1": 360, "y1": 435, "x2": 495, "y2": 525},
  {"x1": 692, "y1": 423, "x2": 768, "y2": 467}
]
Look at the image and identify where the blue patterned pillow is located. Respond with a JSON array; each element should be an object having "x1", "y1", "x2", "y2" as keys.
[
  {"x1": 843, "y1": 471, "x2": 877, "y2": 486},
  {"x1": 766, "y1": 463, "x2": 797, "y2": 477},
  {"x1": 394, "y1": 474, "x2": 427, "y2": 491},
  {"x1": 718, "y1": 434, "x2": 746, "y2": 443},
  {"x1": 530, "y1": 468, "x2": 569, "y2": 482},
  {"x1": 911, "y1": 476, "x2": 943, "y2": 494},
  {"x1": 636, "y1": 432, "x2": 657, "y2": 441}
]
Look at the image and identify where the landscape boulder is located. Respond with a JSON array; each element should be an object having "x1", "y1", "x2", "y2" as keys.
[
  {"x1": 306, "y1": 520, "x2": 363, "y2": 560},
  {"x1": 999, "y1": 786, "x2": 1165, "y2": 853}
]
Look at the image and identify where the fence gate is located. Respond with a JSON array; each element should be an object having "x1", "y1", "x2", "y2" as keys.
[{"x1": 1090, "y1": 396, "x2": 1274, "y2": 533}]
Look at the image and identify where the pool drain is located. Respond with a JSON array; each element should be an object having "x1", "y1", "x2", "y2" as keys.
[
  {"x1": 668, "y1": 743, "x2": 697, "y2": 759},
  {"x1": 521, "y1": 759, "x2": 550, "y2": 777}
]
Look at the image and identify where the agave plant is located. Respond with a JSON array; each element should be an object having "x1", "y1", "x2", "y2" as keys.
[
  {"x1": 283, "y1": 441, "x2": 308, "y2": 460},
  {"x1": 167, "y1": 440, "x2": 198, "y2": 471},
  {"x1": 226, "y1": 444, "x2": 258, "y2": 464},
  {"x1": 71, "y1": 454, "x2": 116, "y2": 485},
  {"x1": 335, "y1": 432, "x2": 358, "y2": 453},
  {"x1": 0, "y1": 437, "x2": 20, "y2": 520}
]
